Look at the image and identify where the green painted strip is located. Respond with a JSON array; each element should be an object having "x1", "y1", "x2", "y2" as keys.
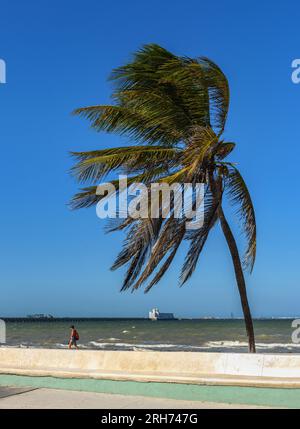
[{"x1": 0, "y1": 374, "x2": 299, "y2": 408}]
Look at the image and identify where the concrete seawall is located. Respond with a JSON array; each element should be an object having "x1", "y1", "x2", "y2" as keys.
[{"x1": 0, "y1": 348, "x2": 300, "y2": 387}]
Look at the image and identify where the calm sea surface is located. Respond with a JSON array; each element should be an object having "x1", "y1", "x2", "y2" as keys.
[{"x1": 1, "y1": 319, "x2": 299, "y2": 353}]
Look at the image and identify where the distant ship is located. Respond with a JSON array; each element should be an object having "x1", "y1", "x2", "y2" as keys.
[
  {"x1": 149, "y1": 308, "x2": 175, "y2": 321},
  {"x1": 26, "y1": 314, "x2": 54, "y2": 320}
]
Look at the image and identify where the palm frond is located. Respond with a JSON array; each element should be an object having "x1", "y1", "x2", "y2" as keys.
[
  {"x1": 70, "y1": 146, "x2": 179, "y2": 183},
  {"x1": 179, "y1": 184, "x2": 221, "y2": 285},
  {"x1": 184, "y1": 126, "x2": 218, "y2": 165},
  {"x1": 225, "y1": 166, "x2": 256, "y2": 271},
  {"x1": 73, "y1": 104, "x2": 181, "y2": 145},
  {"x1": 110, "y1": 44, "x2": 177, "y2": 90},
  {"x1": 111, "y1": 218, "x2": 163, "y2": 291},
  {"x1": 129, "y1": 213, "x2": 189, "y2": 292},
  {"x1": 110, "y1": 44, "x2": 212, "y2": 135},
  {"x1": 144, "y1": 223, "x2": 186, "y2": 293},
  {"x1": 70, "y1": 186, "x2": 100, "y2": 209},
  {"x1": 69, "y1": 169, "x2": 164, "y2": 209},
  {"x1": 200, "y1": 57, "x2": 230, "y2": 136}
]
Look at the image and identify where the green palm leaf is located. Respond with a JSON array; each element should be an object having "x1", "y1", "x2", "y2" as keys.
[
  {"x1": 180, "y1": 184, "x2": 221, "y2": 285},
  {"x1": 201, "y1": 57, "x2": 230, "y2": 136},
  {"x1": 73, "y1": 105, "x2": 182, "y2": 145},
  {"x1": 225, "y1": 166, "x2": 256, "y2": 271},
  {"x1": 71, "y1": 146, "x2": 179, "y2": 183}
]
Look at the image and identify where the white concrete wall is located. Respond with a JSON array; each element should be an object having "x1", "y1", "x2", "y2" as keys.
[{"x1": 0, "y1": 348, "x2": 300, "y2": 387}]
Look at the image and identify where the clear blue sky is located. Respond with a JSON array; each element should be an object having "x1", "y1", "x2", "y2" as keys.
[{"x1": 0, "y1": 0, "x2": 299, "y2": 317}]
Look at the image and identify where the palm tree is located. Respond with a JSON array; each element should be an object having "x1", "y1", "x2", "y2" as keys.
[{"x1": 70, "y1": 44, "x2": 257, "y2": 352}]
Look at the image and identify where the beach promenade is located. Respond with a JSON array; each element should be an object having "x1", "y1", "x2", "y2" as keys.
[
  {"x1": 1, "y1": 348, "x2": 300, "y2": 408},
  {"x1": 1, "y1": 348, "x2": 300, "y2": 387}
]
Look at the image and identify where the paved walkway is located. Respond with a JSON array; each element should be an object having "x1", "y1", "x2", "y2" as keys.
[
  {"x1": 0, "y1": 387, "x2": 270, "y2": 409},
  {"x1": 1, "y1": 375, "x2": 298, "y2": 408}
]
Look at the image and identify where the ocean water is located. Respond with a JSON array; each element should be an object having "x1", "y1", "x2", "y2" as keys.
[{"x1": 1, "y1": 319, "x2": 299, "y2": 353}]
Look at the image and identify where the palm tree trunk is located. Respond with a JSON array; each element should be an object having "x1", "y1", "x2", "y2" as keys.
[{"x1": 218, "y1": 207, "x2": 256, "y2": 353}]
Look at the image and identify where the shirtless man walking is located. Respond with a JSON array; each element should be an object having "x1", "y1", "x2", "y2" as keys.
[{"x1": 68, "y1": 325, "x2": 79, "y2": 349}]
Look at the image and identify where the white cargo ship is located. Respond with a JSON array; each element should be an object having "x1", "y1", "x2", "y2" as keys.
[{"x1": 149, "y1": 308, "x2": 175, "y2": 321}]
